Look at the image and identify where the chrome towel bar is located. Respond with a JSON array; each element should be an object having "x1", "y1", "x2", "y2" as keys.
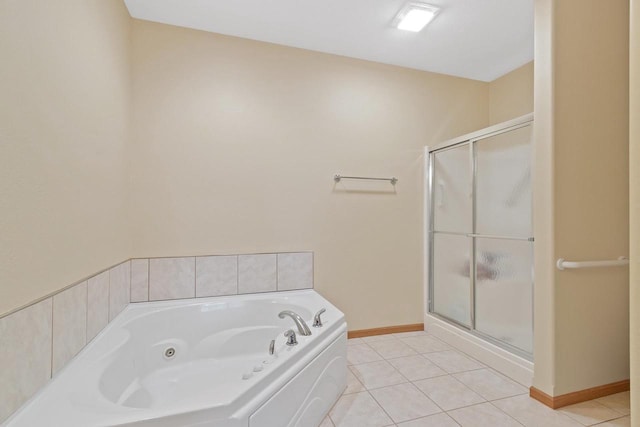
[
  {"x1": 466, "y1": 233, "x2": 534, "y2": 242},
  {"x1": 334, "y1": 174, "x2": 398, "y2": 185},
  {"x1": 556, "y1": 256, "x2": 629, "y2": 270}
]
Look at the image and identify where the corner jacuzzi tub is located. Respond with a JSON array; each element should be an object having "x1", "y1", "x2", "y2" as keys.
[{"x1": 7, "y1": 290, "x2": 347, "y2": 427}]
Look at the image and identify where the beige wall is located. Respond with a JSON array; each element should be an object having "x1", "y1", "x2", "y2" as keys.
[
  {"x1": 533, "y1": 0, "x2": 630, "y2": 396},
  {"x1": 489, "y1": 62, "x2": 534, "y2": 125},
  {"x1": 0, "y1": 0, "x2": 132, "y2": 316},
  {"x1": 630, "y1": 0, "x2": 639, "y2": 422},
  {"x1": 130, "y1": 20, "x2": 489, "y2": 330}
]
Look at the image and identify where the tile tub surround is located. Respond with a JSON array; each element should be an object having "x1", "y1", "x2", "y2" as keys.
[
  {"x1": 130, "y1": 258, "x2": 150, "y2": 302},
  {"x1": 317, "y1": 332, "x2": 632, "y2": 427},
  {"x1": 277, "y1": 252, "x2": 313, "y2": 291},
  {"x1": 87, "y1": 271, "x2": 109, "y2": 341},
  {"x1": 131, "y1": 251, "x2": 314, "y2": 302},
  {"x1": 149, "y1": 257, "x2": 196, "y2": 301},
  {"x1": 0, "y1": 261, "x2": 129, "y2": 424},
  {"x1": 196, "y1": 255, "x2": 237, "y2": 297},
  {"x1": 0, "y1": 251, "x2": 313, "y2": 423},
  {"x1": 52, "y1": 282, "x2": 88, "y2": 375},
  {"x1": 0, "y1": 299, "x2": 52, "y2": 424},
  {"x1": 109, "y1": 260, "x2": 131, "y2": 320},
  {"x1": 238, "y1": 254, "x2": 277, "y2": 294}
]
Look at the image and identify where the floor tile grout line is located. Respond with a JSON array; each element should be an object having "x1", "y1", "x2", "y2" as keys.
[
  {"x1": 404, "y1": 377, "x2": 450, "y2": 415},
  {"x1": 558, "y1": 398, "x2": 631, "y2": 425},
  {"x1": 407, "y1": 371, "x2": 490, "y2": 413},
  {"x1": 592, "y1": 413, "x2": 632, "y2": 425},
  {"x1": 366, "y1": 378, "x2": 455, "y2": 423},
  {"x1": 560, "y1": 409, "x2": 622, "y2": 427},
  {"x1": 485, "y1": 391, "x2": 531, "y2": 402},
  {"x1": 343, "y1": 368, "x2": 366, "y2": 393},
  {"x1": 348, "y1": 339, "x2": 498, "y2": 407},
  {"x1": 329, "y1": 390, "x2": 388, "y2": 427},
  {"x1": 485, "y1": 400, "x2": 527, "y2": 426},
  {"x1": 349, "y1": 345, "x2": 488, "y2": 371},
  {"x1": 367, "y1": 388, "x2": 406, "y2": 425},
  {"x1": 350, "y1": 363, "x2": 494, "y2": 416},
  {"x1": 347, "y1": 335, "x2": 631, "y2": 426},
  {"x1": 350, "y1": 355, "x2": 415, "y2": 389},
  {"x1": 597, "y1": 401, "x2": 631, "y2": 417},
  {"x1": 347, "y1": 365, "x2": 412, "y2": 391},
  {"x1": 449, "y1": 371, "x2": 529, "y2": 401},
  {"x1": 414, "y1": 379, "x2": 486, "y2": 413}
]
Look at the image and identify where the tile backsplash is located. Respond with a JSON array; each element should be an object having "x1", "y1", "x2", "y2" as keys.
[
  {"x1": 0, "y1": 299, "x2": 52, "y2": 424},
  {"x1": 52, "y1": 282, "x2": 87, "y2": 374},
  {"x1": 277, "y1": 252, "x2": 314, "y2": 291},
  {"x1": 86, "y1": 271, "x2": 109, "y2": 342},
  {"x1": 149, "y1": 257, "x2": 196, "y2": 301},
  {"x1": 196, "y1": 255, "x2": 237, "y2": 297},
  {"x1": 0, "y1": 251, "x2": 313, "y2": 423},
  {"x1": 238, "y1": 254, "x2": 277, "y2": 294},
  {"x1": 130, "y1": 259, "x2": 149, "y2": 302},
  {"x1": 109, "y1": 261, "x2": 131, "y2": 321}
]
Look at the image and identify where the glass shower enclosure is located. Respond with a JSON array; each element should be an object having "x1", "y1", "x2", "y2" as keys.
[{"x1": 427, "y1": 116, "x2": 534, "y2": 359}]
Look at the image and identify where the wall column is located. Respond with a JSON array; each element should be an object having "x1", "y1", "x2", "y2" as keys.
[{"x1": 533, "y1": 0, "x2": 629, "y2": 402}]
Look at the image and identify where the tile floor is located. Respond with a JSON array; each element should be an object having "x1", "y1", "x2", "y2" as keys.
[{"x1": 319, "y1": 332, "x2": 631, "y2": 427}]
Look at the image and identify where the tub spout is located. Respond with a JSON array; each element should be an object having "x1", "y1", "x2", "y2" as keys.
[{"x1": 278, "y1": 310, "x2": 312, "y2": 336}]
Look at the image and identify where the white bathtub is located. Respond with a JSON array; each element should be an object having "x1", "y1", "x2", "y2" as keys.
[{"x1": 6, "y1": 290, "x2": 347, "y2": 427}]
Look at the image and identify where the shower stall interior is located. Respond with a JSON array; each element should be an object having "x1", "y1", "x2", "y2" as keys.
[{"x1": 426, "y1": 114, "x2": 534, "y2": 360}]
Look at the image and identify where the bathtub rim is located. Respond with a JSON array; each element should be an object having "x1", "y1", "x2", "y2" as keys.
[{"x1": 5, "y1": 289, "x2": 346, "y2": 427}]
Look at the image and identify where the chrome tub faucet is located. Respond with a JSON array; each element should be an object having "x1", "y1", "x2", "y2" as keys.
[{"x1": 278, "y1": 310, "x2": 312, "y2": 336}]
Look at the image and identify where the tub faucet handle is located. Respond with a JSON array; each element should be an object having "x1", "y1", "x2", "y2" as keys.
[
  {"x1": 269, "y1": 339, "x2": 275, "y2": 355},
  {"x1": 313, "y1": 308, "x2": 326, "y2": 327},
  {"x1": 284, "y1": 330, "x2": 298, "y2": 346}
]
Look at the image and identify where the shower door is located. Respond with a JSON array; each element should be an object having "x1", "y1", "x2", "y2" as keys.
[
  {"x1": 430, "y1": 143, "x2": 473, "y2": 327},
  {"x1": 429, "y1": 120, "x2": 533, "y2": 358}
]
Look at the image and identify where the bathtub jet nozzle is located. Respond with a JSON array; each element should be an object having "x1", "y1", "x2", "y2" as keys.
[{"x1": 164, "y1": 347, "x2": 176, "y2": 359}]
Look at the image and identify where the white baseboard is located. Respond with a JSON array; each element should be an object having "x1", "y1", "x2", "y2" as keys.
[{"x1": 424, "y1": 313, "x2": 534, "y2": 387}]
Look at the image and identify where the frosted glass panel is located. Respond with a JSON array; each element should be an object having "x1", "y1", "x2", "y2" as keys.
[
  {"x1": 476, "y1": 126, "x2": 532, "y2": 236},
  {"x1": 433, "y1": 233, "x2": 471, "y2": 326},
  {"x1": 475, "y1": 238, "x2": 533, "y2": 354},
  {"x1": 433, "y1": 145, "x2": 471, "y2": 233}
]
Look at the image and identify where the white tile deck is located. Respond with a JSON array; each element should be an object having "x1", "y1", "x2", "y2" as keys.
[{"x1": 323, "y1": 332, "x2": 632, "y2": 427}]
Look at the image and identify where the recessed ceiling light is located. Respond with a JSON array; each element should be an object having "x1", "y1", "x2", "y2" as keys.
[{"x1": 393, "y1": 3, "x2": 440, "y2": 32}]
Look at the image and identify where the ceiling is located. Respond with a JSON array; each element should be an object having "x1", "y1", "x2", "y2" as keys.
[{"x1": 123, "y1": 0, "x2": 534, "y2": 82}]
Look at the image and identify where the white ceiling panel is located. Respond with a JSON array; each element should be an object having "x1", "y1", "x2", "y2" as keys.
[{"x1": 124, "y1": 0, "x2": 533, "y2": 82}]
